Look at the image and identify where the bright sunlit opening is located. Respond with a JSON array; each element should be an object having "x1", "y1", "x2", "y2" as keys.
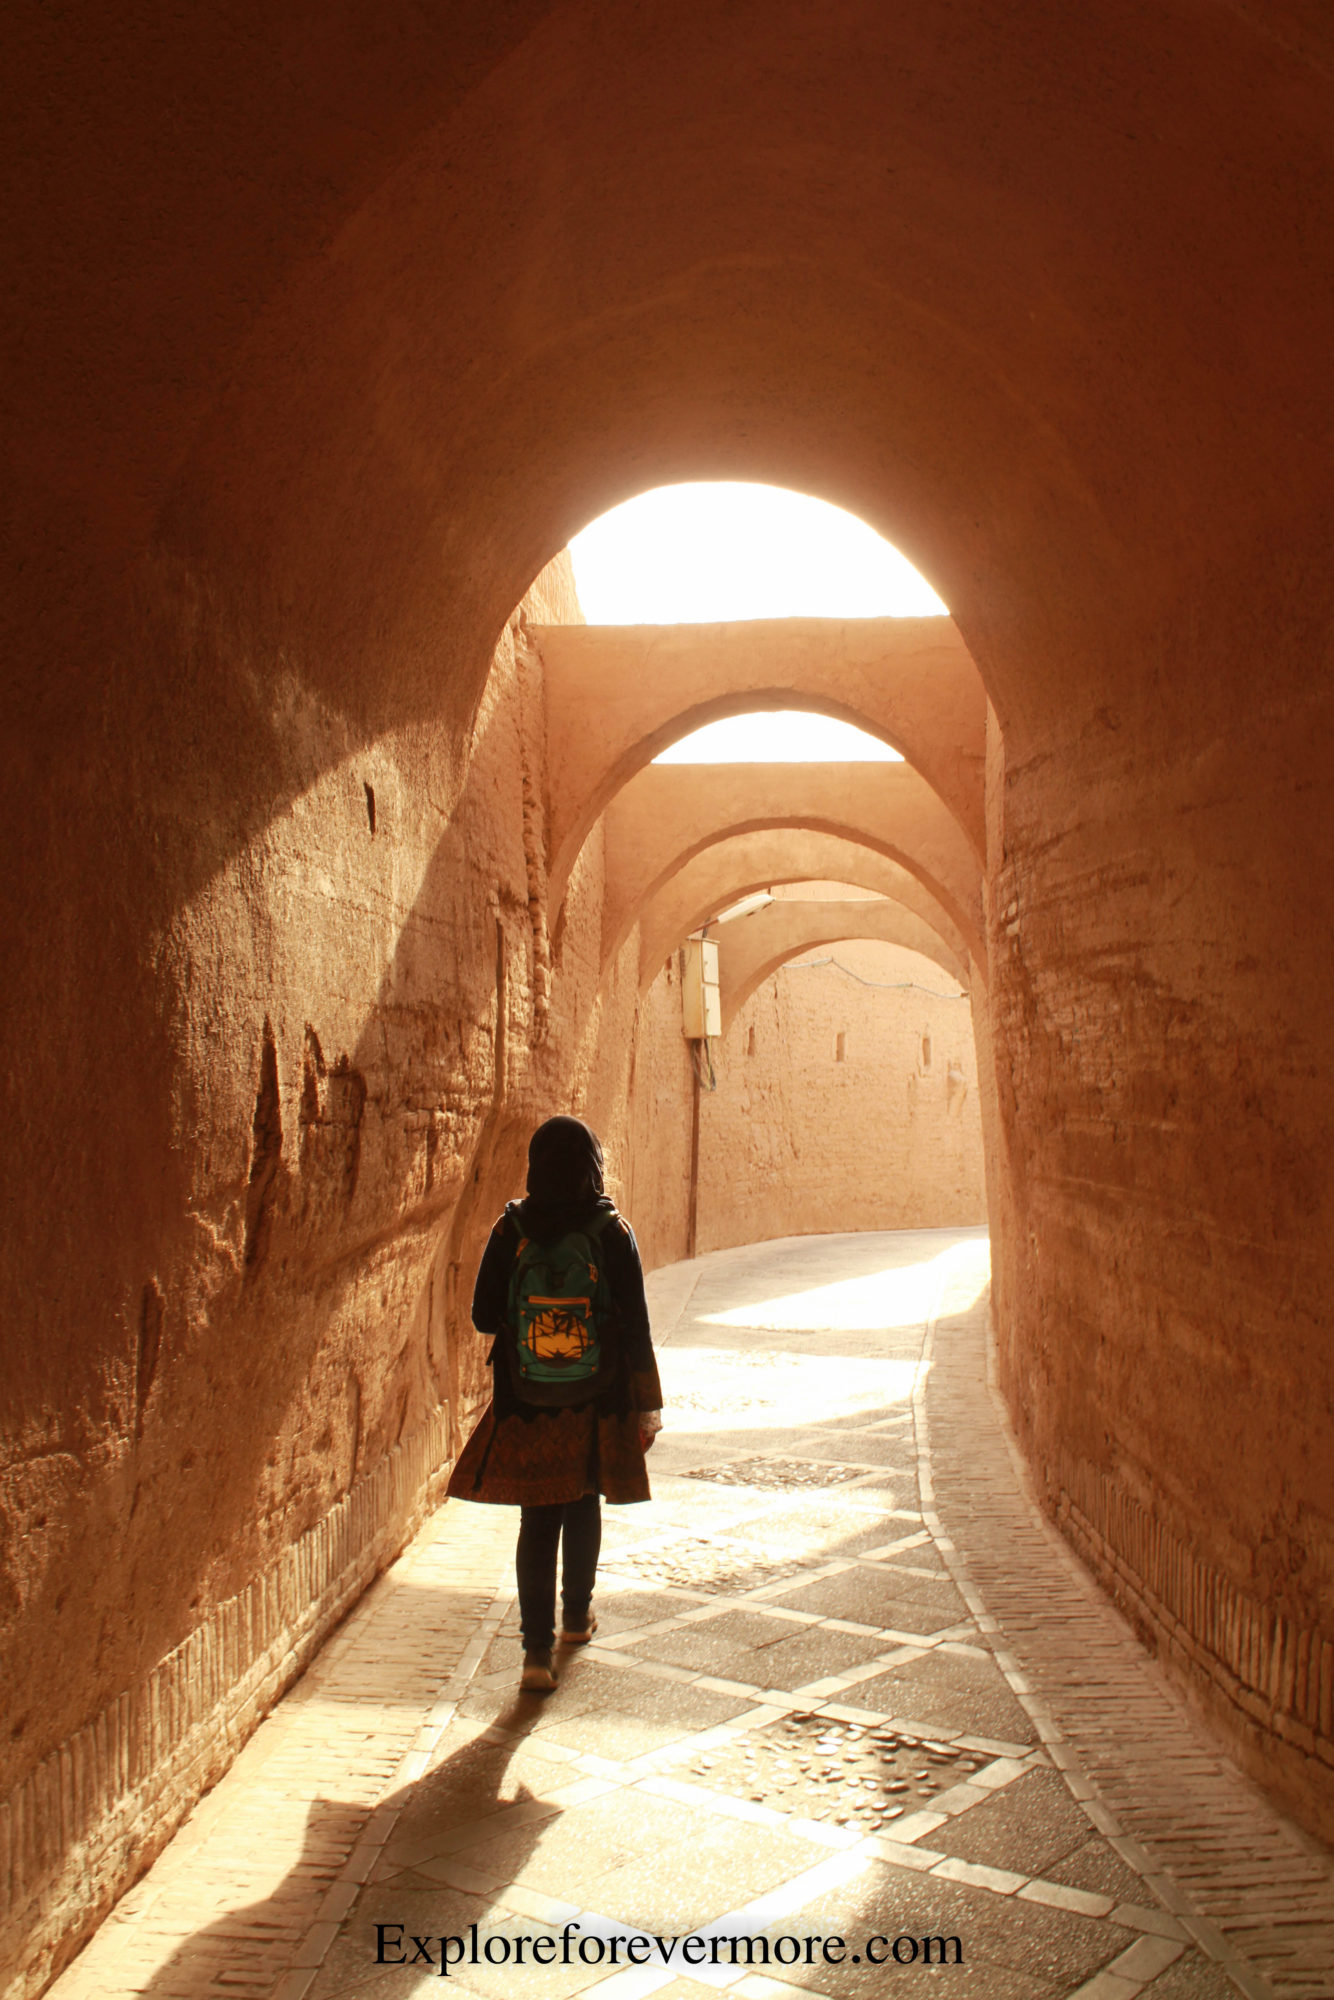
[
  {"x1": 569, "y1": 482, "x2": 947, "y2": 624},
  {"x1": 654, "y1": 710, "x2": 903, "y2": 763}
]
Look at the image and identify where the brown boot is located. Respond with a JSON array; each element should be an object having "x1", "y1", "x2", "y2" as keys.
[{"x1": 520, "y1": 1648, "x2": 558, "y2": 1692}]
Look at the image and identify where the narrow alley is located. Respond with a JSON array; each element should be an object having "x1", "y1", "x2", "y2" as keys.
[{"x1": 46, "y1": 1236, "x2": 1334, "y2": 2000}]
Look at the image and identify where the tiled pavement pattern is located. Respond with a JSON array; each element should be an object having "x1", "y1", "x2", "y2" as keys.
[{"x1": 46, "y1": 1229, "x2": 1334, "y2": 2000}]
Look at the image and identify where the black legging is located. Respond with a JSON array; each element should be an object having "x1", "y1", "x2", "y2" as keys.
[{"x1": 515, "y1": 1493, "x2": 602, "y2": 1652}]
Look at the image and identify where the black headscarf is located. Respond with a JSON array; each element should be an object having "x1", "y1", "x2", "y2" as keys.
[{"x1": 517, "y1": 1115, "x2": 607, "y2": 1240}]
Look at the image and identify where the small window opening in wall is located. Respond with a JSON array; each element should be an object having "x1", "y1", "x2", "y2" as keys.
[
  {"x1": 921, "y1": 1030, "x2": 932, "y2": 1069},
  {"x1": 363, "y1": 782, "x2": 376, "y2": 836},
  {"x1": 835, "y1": 1031, "x2": 847, "y2": 1063},
  {"x1": 747, "y1": 1025, "x2": 757, "y2": 1056}
]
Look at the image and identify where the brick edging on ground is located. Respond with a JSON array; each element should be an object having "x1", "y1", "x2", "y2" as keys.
[
  {"x1": 1, "y1": 1409, "x2": 454, "y2": 2000},
  {"x1": 921, "y1": 1272, "x2": 1334, "y2": 1998}
]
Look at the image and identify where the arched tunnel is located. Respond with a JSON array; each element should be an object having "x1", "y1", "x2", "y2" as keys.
[{"x1": 4, "y1": 4, "x2": 1334, "y2": 1994}]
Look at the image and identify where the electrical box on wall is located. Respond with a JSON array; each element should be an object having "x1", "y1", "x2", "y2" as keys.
[{"x1": 682, "y1": 936, "x2": 721, "y2": 1039}]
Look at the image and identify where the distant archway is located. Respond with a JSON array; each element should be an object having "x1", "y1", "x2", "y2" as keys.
[
  {"x1": 714, "y1": 898, "x2": 969, "y2": 1028},
  {"x1": 598, "y1": 760, "x2": 984, "y2": 969},
  {"x1": 536, "y1": 616, "x2": 986, "y2": 905},
  {"x1": 634, "y1": 832, "x2": 972, "y2": 993}
]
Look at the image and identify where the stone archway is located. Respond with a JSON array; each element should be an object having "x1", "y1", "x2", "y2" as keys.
[
  {"x1": 534, "y1": 616, "x2": 986, "y2": 905},
  {"x1": 598, "y1": 760, "x2": 983, "y2": 970},
  {"x1": 713, "y1": 899, "x2": 970, "y2": 1028},
  {"x1": 634, "y1": 831, "x2": 973, "y2": 995}
]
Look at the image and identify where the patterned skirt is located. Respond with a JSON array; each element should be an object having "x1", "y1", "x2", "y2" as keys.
[{"x1": 445, "y1": 1374, "x2": 656, "y2": 1508}]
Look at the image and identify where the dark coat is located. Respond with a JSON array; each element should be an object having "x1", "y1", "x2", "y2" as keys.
[{"x1": 446, "y1": 1200, "x2": 663, "y2": 1507}]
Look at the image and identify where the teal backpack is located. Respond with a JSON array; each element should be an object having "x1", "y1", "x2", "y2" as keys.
[{"x1": 506, "y1": 1209, "x2": 616, "y2": 1404}]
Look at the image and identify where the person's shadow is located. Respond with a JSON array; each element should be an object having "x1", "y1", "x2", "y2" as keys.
[{"x1": 128, "y1": 1689, "x2": 567, "y2": 2000}]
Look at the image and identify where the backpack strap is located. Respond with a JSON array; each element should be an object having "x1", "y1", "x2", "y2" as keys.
[{"x1": 510, "y1": 1207, "x2": 615, "y2": 1265}]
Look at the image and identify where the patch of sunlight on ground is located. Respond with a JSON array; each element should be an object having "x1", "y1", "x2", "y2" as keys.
[
  {"x1": 659, "y1": 1350, "x2": 921, "y2": 1434},
  {"x1": 697, "y1": 1240, "x2": 990, "y2": 1334}
]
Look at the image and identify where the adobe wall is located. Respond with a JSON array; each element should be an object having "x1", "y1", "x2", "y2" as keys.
[
  {"x1": 985, "y1": 655, "x2": 1334, "y2": 1842},
  {"x1": 0, "y1": 555, "x2": 650, "y2": 1998},
  {"x1": 605, "y1": 890, "x2": 988, "y2": 1272},
  {"x1": 694, "y1": 941, "x2": 986, "y2": 1254},
  {"x1": 618, "y1": 959, "x2": 698, "y2": 1275}
]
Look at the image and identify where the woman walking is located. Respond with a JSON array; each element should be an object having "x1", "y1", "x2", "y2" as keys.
[{"x1": 446, "y1": 1116, "x2": 663, "y2": 1691}]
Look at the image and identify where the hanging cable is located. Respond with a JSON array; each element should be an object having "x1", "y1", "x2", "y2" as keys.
[
  {"x1": 781, "y1": 956, "x2": 969, "y2": 1002},
  {"x1": 690, "y1": 1036, "x2": 718, "y2": 1091}
]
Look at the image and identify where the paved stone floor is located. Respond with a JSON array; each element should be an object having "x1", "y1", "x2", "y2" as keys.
[{"x1": 47, "y1": 1231, "x2": 1334, "y2": 2000}]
